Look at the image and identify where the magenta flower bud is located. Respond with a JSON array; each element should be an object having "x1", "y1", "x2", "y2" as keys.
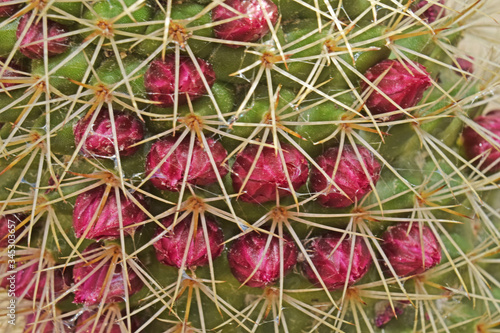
[
  {"x1": 212, "y1": 0, "x2": 279, "y2": 46},
  {"x1": 454, "y1": 57, "x2": 474, "y2": 76},
  {"x1": 374, "y1": 300, "x2": 407, "y2": 328},
  {"x1": 16, "y1": 14, "x2": 70, "y2": 59},
  {"x1": 0, "y1": 61, "x2": 24, "y2": 89},
  {"x1": 73, "y1": 185, "x2": 148, "y2": 240},
  {"x1": 413, "y1": 0, "x2": 445, "y2": 23},
  {"x1": 24, "y1": 312, "x2": 57, "y2": 333},
  {"x1": 0, "y1": 214, "x2": 26, "y2": 248},
  {"x1": 310, "y1": 145, "x2": 381, "y2": 208},
  {"x1": 231, "y1": 143, "x2": 309, "y2": 203},
  {"x1": 0, "y1": 0, "x2": 21, "y2": 17},
  {"x1": 144, "y1": 55, "x2": 216, "y2": 107},
  {"x1": 146, "y1": 136, "x2": 228, "y2": 191},
  {"x1": 73, "y1": 109, "x2": 144, "y2": 158},
  {"x1": 0, "y1": 260, "x2": 66, "y2": 300},
  {"x1": 302, "y1": 233, "x2": 372, "y2": 290},
  {"x1": 462, "y1": 111, "x2": 500, "y2": 172},
  {"x1": 381, "y1": 223, "x2": 442, "y2": 277},
  {"x1": 227, "y1": 230, "x2": 298, "y2": 288},
  {"x1": 73, "y1": 244, "x2": 144, "y2": 306},
  {"x1": 361, "y1": 59, "x2": 432, "y2": 121},
  {"x1": 153, "y1": 214, "x2": 224, "y2": 269}
]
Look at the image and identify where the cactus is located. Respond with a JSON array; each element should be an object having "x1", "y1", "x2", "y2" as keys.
[{"x1": 1, "y1": 0, "x2": 500, "y2": 332}]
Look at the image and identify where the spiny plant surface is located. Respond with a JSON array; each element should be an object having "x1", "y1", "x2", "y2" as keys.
[{"x1": 1, "y1": 0, "x2": 500, "y2": 332}]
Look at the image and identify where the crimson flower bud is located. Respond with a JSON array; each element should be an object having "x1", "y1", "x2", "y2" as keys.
[
  {"x1": 381, "y1": 223, "x2": 442, "y2": 277},
  {"x1": 310, "y1": 145, "x2": 381, "y2": 208},
  {"x1": 413, "y1": 0, "x2": 445, "y2": 23},
  {"x1": 146, "y1": 136, "x2": 228, "y2": 191},
  {"x1": 24, "y1": 312, "x2": 63, "y2": 333},
  {"x1": 0, "y1": 214, "x2": 26, "y2": 247},
  {"x1": 302, "y1": 233, "x2": 372, "y2": 290},
  {"x1": 361, "y1": 59, "x2": 432, "y2": 121},
  {"x1": 0, "y1": 260, "x2": 66, "y2": 300},
  {"x1": 454, "y1": 57, "x2": 474, "y2": 76},
  {"x1": 73, "y1": 244, "x2": 144, "y2": 306},
  {"x1": 144, "y1": 55, "x2": 216, "y2": 107},
  {"x1": 462, "y1": 111, "x2": 500, "y2": 172},
  {"x1": 227, "y1": 230, "x2": 298, "y2": 288},
  {"x1": 231, "y1": 143, "x2": 309, "y2": 203},
  {"x1": 16, "y1": 14, "x2": 70, "y2": 59},
  {"x1": 73, "y1": 186, "x2": 148, "y2": 240},
  {"x1": 73, "y1": 109, "x2": 144, "y2": 158},
  {"x1": 0, "y1": 61, "x2": 24, "y2": 89},
  {"x1": 374, "y1": 300, "x2": 407, "y2": 328},
  {"x1": 212, "y1": 0, "x2": 279, "y2": 46},
  {"x1": 0, "y1": 0, "x2": 21, "y2": 17},
  {"x1": 154, "y1": 214, "x2": 224, "y2": 269}
]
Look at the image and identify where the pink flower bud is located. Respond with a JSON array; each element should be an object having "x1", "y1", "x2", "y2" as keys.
[
  {"x1": 0, "y1": 260, "x2": 66, "y2": 300},
  {"x1": 0, "y1": 214, "x2": 26, "y2": 247},
  {"x1": 73, "y1": 185, "x2": 148, "y2": 240},
  {"x1": 361, "y1": 60, "x2": 432, "y2": 121},
  {"x1": 0, "y1": 0, "x2": 21, "y2": 17},
  {"x1": 310, "y1": 145, "x2": 381, "y2": 208},
  {"x1": 144, "y1": 55, "x2": 216, "y2": 107},
  {"x1": 24, "y1": 312, "x2": 57, "y2": 333},
  {"x1": 146, "y1": 136, "x2": 228, "y2": 191},
  {"x1": 153, "y1": 214, "x2": 224, "y2": 269},
  {"x1": 302, "y1": 233, "x2": 372, "y2": 290},
  {"x1": 231, "y1": 143, "x2": 309, "y2": 203},
  {"x1": 374, "y1": 300, "x2": 407, "y2": 328},
  {"x1": 212, "y1": 0, "x2": 279, "y2": 46},
  {"x1": 227, "y1": 230, "x2": 298, "y2": 288},
  {"x1": 462, "y1": 110, "x2": 500, "y2": 172},
  {"x1": 0, "y1": 61, "x2": 24, "y2": 89},
  {"x1": 413, "y1": 0, "x2": 445, "y2": 23},
  {"x1": 16, "y1": 14, "x2": 70, "y2": 59},
  {"x1": 454, "y1": 57, "x2": 474, "y2": 76},
  {"x1": 73, "y1": 244, "x2": 144, "y2": 306},
  {"x1": 381, "y1": 223, "x2": 442, "y2": 277},
  {"x1": 73, "y1": 109, "x2": 144, "y2": 158}
]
